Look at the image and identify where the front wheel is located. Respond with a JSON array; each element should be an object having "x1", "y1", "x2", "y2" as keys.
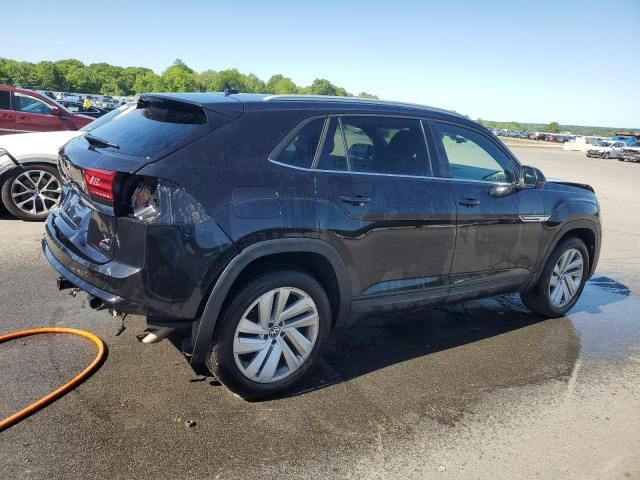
[
  {"x1": 1, "y1": 165, "x2": 62, "y2": 221},
  {"x1": 521, "y1": 237, "x2": 589, "y2": 318},
  {"x1": 206, "y1": 270, "x2": 331, "y2": 400}
]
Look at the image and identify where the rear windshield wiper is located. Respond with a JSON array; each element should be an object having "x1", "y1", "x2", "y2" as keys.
[{"x1": 85, "y1": 133, "x2": 120, "y2": 149}]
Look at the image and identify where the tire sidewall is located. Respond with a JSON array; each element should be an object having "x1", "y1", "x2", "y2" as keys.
[
  {"x1": 537, "y1": 237, "x2": 589, "y2": 317},
  {"x1": 207, "y1": 270, "x2": 332, "y2": 400},
  {"x1": 1, "y1": 165, "x2": 61, "y2": 221}
]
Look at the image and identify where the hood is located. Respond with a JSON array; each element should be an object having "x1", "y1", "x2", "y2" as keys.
[
  {"x1": 547, "y1": 178, "x2": 595, "y2": 193},
  {"x1": 0, "y1": 130, "x2": 84, "y2": 161}
]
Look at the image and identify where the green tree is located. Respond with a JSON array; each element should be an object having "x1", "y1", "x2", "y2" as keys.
[
  {"x1": 266, "y1": 74, "x2": 297, "y2": 94},
  {"x1": 546, "y1": 121, "x2": 561, "y2": 133},
  {"x1": 29, "y1": 61, "x2": 65, "y2": 90},
  {"x1": 160, "y1": 59, "x2": 199, "y2": 92},
  {"x1": 306, "y1": 78, "x2": 337, "y2": 96},
  {"x1": 205, "y1": 68, "x2": 249, "y2": 92},
  {"x1": 357, "y1": 92, "x2": 378, "y2": 99},
  {"x1": 133, "y1": 71, "x2": 161, "y2": 93}
]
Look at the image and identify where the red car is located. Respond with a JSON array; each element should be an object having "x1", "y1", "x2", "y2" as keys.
[{"x1": 0, "y1": 85, "x2": 93, "y2": 135}]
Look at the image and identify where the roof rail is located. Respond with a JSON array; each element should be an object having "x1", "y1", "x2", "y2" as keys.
[{"x1": 261, "y1": 94, "x2": 462, "y2": 117}]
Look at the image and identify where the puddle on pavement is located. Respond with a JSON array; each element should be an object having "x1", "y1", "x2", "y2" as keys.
[{"x1": 282, "y1": 273, "x2": 639, "y2": 426}]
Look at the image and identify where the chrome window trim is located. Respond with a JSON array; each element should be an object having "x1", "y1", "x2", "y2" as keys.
[
  {"x1": 419, "y1": 120, "x2": 434, "y2": 176},
  {"x1": 310, "y1": 117, "x2": 330, "y2": 169},
  {"x1": 337, "y1": 117, "x2": 351, "y2": 171}
]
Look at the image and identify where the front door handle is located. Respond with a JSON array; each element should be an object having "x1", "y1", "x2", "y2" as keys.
[
  {"x1": 458, "y1": 197, "x2": 480, "y2": 208},
  {"x1": 340, "y1": 195, "x2": 371, "y2": 206}
]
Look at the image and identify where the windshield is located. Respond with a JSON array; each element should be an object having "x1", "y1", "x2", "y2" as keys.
[
  {"x1": 595, "y1": 141, "x2": 611, "y2": 147},
  {"x1": 80, "y1": 103, "x2": 135, "y2": 132}
]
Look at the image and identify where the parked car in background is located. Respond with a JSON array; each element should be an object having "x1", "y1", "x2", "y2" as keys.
[
  {"x1": 619, "y1": 143, "x2": 640, "y2": 163},
  {"x1": 43, "y1": 93, "x2": 601, "y2": 399},
  {"x1": 58, "y1": 101, "x2": 108, "y2": 118},
  {"x1": 0, "y1": 103, "x2": 134, "y2": 220},
  {"x1": 586, "y1": 141, "x2": 626, "y2": 159},
  {"x1": 0, "y1": 86, "x2": 93, "y2": 135}
]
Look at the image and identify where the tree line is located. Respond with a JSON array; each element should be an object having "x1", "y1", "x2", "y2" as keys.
[{"x1": 0, "y1": 57, "x2": 377, "y2": 99}]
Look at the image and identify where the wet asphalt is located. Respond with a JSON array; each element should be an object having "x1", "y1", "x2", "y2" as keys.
[{"x1": 0, "y1": 148, "x2": 639, "y2": 479}]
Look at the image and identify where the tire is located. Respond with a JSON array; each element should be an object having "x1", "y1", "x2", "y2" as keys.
[
  {"x1": 603, "y1": 151, "x2": 610, "y2": 159},
  {"x1": 521, "y1": 237, "x2": 589, "y2": 318},
  {"x1": 1, "y1": 165, "x2": 62, "y2": 221},
  {"x1": 206, "y1": 270, "x2": 332, "y2": 400}
]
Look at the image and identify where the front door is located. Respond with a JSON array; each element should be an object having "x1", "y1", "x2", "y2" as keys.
[
  {"x1": 429, "y1": 120, "x2": 544, "y2": 293},
  {"x1": 314, "y1": 116, "x2": 457, "y2": 302},
  {"x1": 13, "y1": 91, "x2": 64, "y2": 132}
]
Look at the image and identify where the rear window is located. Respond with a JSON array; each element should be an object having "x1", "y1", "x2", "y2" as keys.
[{"x1": 86, "y1": 98, "x2": 208, "y2": 157}]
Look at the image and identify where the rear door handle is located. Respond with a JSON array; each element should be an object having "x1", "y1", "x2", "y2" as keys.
[
  {"x1": 458, "y1": 197, "x2": 480, "y2": 207},
  {"x1": 340, "y1": 195, "x2": 371, "y2": 206}
]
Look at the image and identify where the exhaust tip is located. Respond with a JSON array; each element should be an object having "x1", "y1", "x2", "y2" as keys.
[
  {"x1": 57, "y1": 277, "x2": 74, "y2": 290},
  {"x1": 88, "y1": 295, "x2": 106, "y2": 311}
]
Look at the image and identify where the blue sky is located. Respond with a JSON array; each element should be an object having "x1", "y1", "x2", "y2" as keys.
[{"x1": 4, "y1": 0, "x2": 639, "y2": 127}]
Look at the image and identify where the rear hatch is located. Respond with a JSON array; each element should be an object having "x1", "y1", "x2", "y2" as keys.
[{"x1": 53, "y1": 94, "x2": 242, "y2": 264}]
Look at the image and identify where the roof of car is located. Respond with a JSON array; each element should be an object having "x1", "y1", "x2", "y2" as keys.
[{"x1": 143, "y1": 92, "x2": 467, "y2": 120}]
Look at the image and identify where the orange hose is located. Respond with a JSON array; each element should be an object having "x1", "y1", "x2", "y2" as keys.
[{"x1": 0, "y1": 327, "x2": 106, "y2": 431}]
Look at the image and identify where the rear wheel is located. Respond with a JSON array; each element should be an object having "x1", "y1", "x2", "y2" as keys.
[
  {"x1": 1, "y1": 165, "x2": 62, "y2": 221},
  {"x1": 206, "y1": 270, "x2": 331, "y2": 400},
  {"x1": 521, "y1": 237, "x2": 589, "y2": 318}
]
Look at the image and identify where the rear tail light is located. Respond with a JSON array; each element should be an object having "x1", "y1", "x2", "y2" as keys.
[
  {"x1": 83, "y1": 168, "x2": 117, "y2": 203},
  {"x1": 131, "y1": 178, "x2": 208, "y2": 224}
]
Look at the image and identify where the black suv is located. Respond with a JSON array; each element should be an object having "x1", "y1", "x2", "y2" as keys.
[{"x1": 43, "y1": 94, "x2": 601, "y2": 399}]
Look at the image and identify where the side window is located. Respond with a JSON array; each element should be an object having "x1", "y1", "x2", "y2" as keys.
[
  {"x1": 317, "y1": 118, "x2": 348, "y2": 171},
  {"x1": 0, "y1": 91, "x2": 10, "y2": 110},
  {"x1": 432, "y1": 121, "x2": 515, "y2": 183},
  {"x1": 272, "y1": 117, "x2": 324, "y2": 169},
  {"x1": 13, "y1": 93, "x2": 52, "y2": 115},
  {"x1": 341, "y1": 116, "x2": 429, "y2": 176}
]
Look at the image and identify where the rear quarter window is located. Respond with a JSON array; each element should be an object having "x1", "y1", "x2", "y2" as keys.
[
  {"x1": 271, "y1": 117, "x2": 325, "y2": 169},
  {"x1": 86, "y1": 98, "x2": 208, "y2": 158}
]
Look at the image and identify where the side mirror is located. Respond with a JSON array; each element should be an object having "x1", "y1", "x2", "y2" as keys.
[
  {"x1": 50, "y1": 106, "x2": 61, "y2": 116},
  {"x1": 520, "y1": 165, "x2": 546, "y2": 189}
]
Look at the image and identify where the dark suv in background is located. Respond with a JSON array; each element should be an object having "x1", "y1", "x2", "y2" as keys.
[{"x1": 43, "y1": 93, "x2": 601, "y2": 399}]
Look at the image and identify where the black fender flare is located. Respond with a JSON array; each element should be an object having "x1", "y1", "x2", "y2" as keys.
[
  {"x1": 190, "y1": 238, "x2": 351, "y2": 365},
  {"x1": 527, "y1": 209, "x2": 601, "y2": 289}
]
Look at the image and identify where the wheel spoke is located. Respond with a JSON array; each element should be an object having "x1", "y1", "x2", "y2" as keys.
[
  {"x1": 11, "y1": 190, "x2": 31, "y2": 200},
  {"x1": 551, "y1": 282, "x2": 564, "y2": 305},
  {"x1": 16, "y1": 197, "x2": 33, "y2": 207},
  {"x1": 13, "y1": 178, "x2": 32, "y2": 192},
  {"x1": 234, "y1": 337, "x2": 268, "y2": 354},
  {"x1": 237, "y1": 318, "x2": 267, "y2": 335},
  {"x1": 258, "y1": 343, "x2": 282, "y2": 382},
  {"x1": 258, "y1": 291, "x2": 275, "y2": 330},
  {"x1": 564, "y1": 277, "x2": 576, "y2": 297},
  {"x1": 281, "y1": 340, "x2": 301, "y2": 371},
  {"x1": 549, "y1": 274, "x2": 559, "y2": 287},
  {"x1": 279, "y1": 297, "x2": 313, "y2": 323},
  {"x1": 244, "y1": 344, "x2": 271, "y2": 378},
  {"x1": 283, "y1": 312, "x2": 318, "y2": 330},
  {"x1": 565, "y1": 259, "x2": 583, "y2": 274},
  {"x1": 272, "y1": 288, "x2": 291, "y2": 325},
  {"x1": 286, "y1": 327, "x2": 312, "y2": 357}
]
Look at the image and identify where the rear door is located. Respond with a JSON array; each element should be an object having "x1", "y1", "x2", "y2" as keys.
[
  {"x1": 429, "y1": 120, "x2": 544, "y2": 294},
  {"x1": 13, "y1": 91, "x2": 65, "y2": 132},
  {"x1": 0, "y1": 90, "x2": 15, "y2": 134},
  {"x1": 314, "y1": 115, "x2": 456, "y2": 301}
]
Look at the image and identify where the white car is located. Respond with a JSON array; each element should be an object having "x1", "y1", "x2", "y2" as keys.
[
  {"x1": 585, "y1": 141, "x2": 626, "y2": 159},
  {"x1": 0, "y1": 104, "x2": 135, "y2": 221}
]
